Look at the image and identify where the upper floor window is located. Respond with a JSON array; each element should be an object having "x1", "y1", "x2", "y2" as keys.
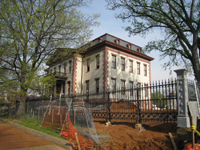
[
  {"x1": 111, "y1": 78, "x2": 116, "y2": 92},
  {"x1": 121, "y1": 79, "x2": 126, "y2": 94},
  {"x1": 54, "y1": 67, "x2": 56, "y2": 73},
  {"x1": 95, "y1": 78, "x2": 99, "y2": 93},
  {"x1": 86, "y1": 80, "x2": 89, "y2": 93},
  {"x1": 137, "y1": 62, "x2": 140, "y2": 75},
  {"x1": 126, "y1": 44, "x2": 131, "y2": 49},
  {"x1": 121, "y1": 57, "x2": 125, "y2": 71},
  {"x1": 96, "y1": 54, "x2": 100, "y2": 69},
  {"x1": 69, "y1": 60, "x2": 72, "y2": 73},
  {"x1": 114, "y1": 39, "x2": 120, "y2": 44},
  {"x1": 144, "y1": 64, "x2": 147, "y2": 76},
  {"x1": 59, "y1": 65, "x2": 61, "y2": 73},
  {"x1": 64, "y1": 63, "x2": 67, "y2": 74},
  {"x1": 112, "y1": 54, "x2": 116, "y2": 69},
  {"x1": 129, "y1": 60, "x2": 133, "y2": 73},
  {"x1": 87, "y1": 58, "x2": 90, "y2": 72}
]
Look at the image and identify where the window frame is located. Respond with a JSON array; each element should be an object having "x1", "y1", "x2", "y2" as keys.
[
  {"x1": 137, "y1": 82, "x2": 141, "y2": 99},
  {"x1": 129, "y1": 81, "x2": 134, "y2": 96},
  {"x1": 64, "y1": 63, "x2": 67, "y2": 74},
  {"x1": 67, "y1": 81, "x2": 70, "y2": 96},
  {"x1": 137, "y1": 62, "x2": 140, "y2": 75},
  {"x1": 87, "y1": 58, "x2": 90, "y2": 72},
  {"x1": 69, "y1": 60, "x2": 72, "y2": 74},
  {"x1": 144, "y1": 64, "x2": 147, "y2": 76},
  {"x1": 112, "y1": 54, "x2": 116, "y2": 69},
  {"x1": 121, "y1": 57, "x2": 125, "y2": 71},
  {"x1": 129, "y1": 59, "x2": 133, "y2": 73},
  {"x1": 121, "y1": 79, "x2": 126, "y2": 94},
  {"x1": 111, "y1": 78, "x2": 116, "y2": 92},
  {"x1": 96, "y1": 54, "x2": 100, "y2": 69},
  {"x1": 59, "y1": 65, "x2": 61, "y2": 73}
]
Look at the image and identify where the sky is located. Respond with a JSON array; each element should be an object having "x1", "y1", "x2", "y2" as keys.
[{"x1": 79, "y1": 0, "x2": 195, "y2": 82}]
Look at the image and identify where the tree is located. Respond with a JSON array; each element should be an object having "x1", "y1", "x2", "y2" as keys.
[
  {"x1": 0, "y1": 0, "x2": 99, "y2": 116},
  {"x1": 151, "y1": 91, "x2": 166, "y2": 108},
  {"x1": 106, "y1": 0, "x2": 200, "y2": 84}
]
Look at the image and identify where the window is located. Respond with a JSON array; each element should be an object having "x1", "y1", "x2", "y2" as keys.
[
  {"x1": 137, "y1": 82, "x2": 141, "y2": 99},
  {"x1": 121, "y1": 57, "x2": 125, "y2": 71},
  {"x1": 59, "y1": 65, "x2": 61, "y2": 73},
  {"x1": 69, "y1": 61, "x2": 71, "y2": 73},
  {"x1": 121, "y1": 80, "x2": 126, "y2": 94},
  {"x1": 67, "y1": 81, "x2": 70, "y2": 96},
  {"x1": 137, "y1": 62, "x2": 140, "y2": 75},
  {"x1": 129, "y1": 81, "x2": 134, "y2": 96},
  {"x1": 54, "y1": 67, "x2": 56, "y2": 74},
  {"x1": 111, "y1": 78, "x2": 116, "y2": 92},
  {"x1": 126, "y1": 44, "x2": 131, "y2": 49},
  {"x1": 96, "y1": 54, "x2": 100, "y2": 69},
  {"x1": 144, "y1": 83, "x2": 148, "y2": 98},
  {"x1": 129, "y1": 60, "x2": 133, "y2": 73},
  {"x1": 64, "y1": 63, "x2": 67, "y2": 74},
  {"x1": 95, "y1": 78, "x2": 99, "y2": 93},
  {"x1": 112, "y1": 55, "x2": 116, "y2": 69},
  {"x1": 87, "y1": 58, "x2": 90, "y2": 72},
  {"x1": 144, "y1": 64, "x2": 147, "y2": 76},
  {"x1": 86, "y1": 80, "x2": 89, "y2": 93},
  {"x1": 114, "y1": 39, "x2": 119, "y2": 44}
]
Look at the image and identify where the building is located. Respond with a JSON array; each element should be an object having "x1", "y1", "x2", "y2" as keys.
[{"x1": 46, "y1": 33, "x2": 154, "y2": 99}]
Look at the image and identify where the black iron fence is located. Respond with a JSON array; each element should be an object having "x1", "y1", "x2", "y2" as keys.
[{"x1": 7, "y1": 79, "x2": 183, "y2": 124}]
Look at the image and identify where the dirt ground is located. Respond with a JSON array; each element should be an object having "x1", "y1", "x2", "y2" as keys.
[{"x1": 93, "y1": 121, "x2": 186, "y2": 150}]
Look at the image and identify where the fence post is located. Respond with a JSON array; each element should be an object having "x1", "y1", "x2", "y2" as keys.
[
  {"x1": 174, "y1": 69, "x2": 190, "y2": 127},
  {"x1": 137, "y1": 86, "x2": 141, "y2": 124},
  {"x1": 86, "y1": 90, "x2": 89, "y2": 103},
  {"x1": 107, "y1": 88, "x2": 111, "y2": 122}
]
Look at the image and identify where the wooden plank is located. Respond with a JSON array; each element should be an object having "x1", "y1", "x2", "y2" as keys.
[
  {"x1": 169, "y1": 132, "x2": 177, "y2": 150},
  {"x1": 75, "y1": 132, "x2": 81, "y2": 150}
]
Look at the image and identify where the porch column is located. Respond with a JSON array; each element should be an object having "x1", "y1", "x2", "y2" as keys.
[{"x1": 174, "y1": 69, "x2": 190, "y2": 127}]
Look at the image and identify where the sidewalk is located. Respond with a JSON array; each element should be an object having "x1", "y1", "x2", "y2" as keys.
[{"x1": 0, "y1": 119, "x2": 70, "y2": 150}]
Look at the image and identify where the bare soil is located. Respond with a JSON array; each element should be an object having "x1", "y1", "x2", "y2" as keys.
[{"x1": 93, "y1": 121, "x2": 182, "y2": 150}]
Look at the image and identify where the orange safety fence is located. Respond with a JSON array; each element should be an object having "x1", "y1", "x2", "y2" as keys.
[{"x1": 61, "y1": 114, "x2": 93, "y2": 150}]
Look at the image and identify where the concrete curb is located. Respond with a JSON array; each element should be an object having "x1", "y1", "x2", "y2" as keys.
[{"x1": 4, "y1": 119, "x2": 70, "y2": 149}]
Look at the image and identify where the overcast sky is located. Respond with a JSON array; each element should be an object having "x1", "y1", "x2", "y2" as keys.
[{"x1": 79, "y1": 0, "x2": 194, "y2": 82}]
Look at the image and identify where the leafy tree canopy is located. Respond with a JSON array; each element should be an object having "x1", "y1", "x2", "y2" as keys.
[
  {"x1": 106, "y1": 0, "x2": 200, "y2": 83},
  {"x1": 0, "y1": 0, "x2": 99, "y2": 115}
]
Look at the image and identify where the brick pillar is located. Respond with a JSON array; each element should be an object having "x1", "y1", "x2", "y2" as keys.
[{"x1": 174, "y1": 69, "x2": 190, "y2": 127}]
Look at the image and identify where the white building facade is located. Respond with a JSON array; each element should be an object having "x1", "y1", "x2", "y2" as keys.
[{"x1": 46, "y1": 34, "x2": 154, "y2": 98}]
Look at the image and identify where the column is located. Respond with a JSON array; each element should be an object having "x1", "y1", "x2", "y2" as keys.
[{"x1": 174, "y1": 69, "x2": 190, "y2": 127}]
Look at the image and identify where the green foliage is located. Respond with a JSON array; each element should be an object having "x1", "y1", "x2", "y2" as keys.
[
  {"x1": 13, "y1": 117, "x2": 62, "y2": 138},
  {"x1": 106, "y1": 0, "x2": 200, "y2": 83},
  {"x1": 151, "y1": 91, "x2": 167, "y2": 108},
  {"x1": 0, "y1": 0, "x2": 99, "y2": 105}
]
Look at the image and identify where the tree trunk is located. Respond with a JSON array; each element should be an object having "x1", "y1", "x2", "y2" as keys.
[
  {"x1": 16, "y1": 73, "x2": 27, "y2": 118},
  {"x1": 16, "y1": 97, "x2": 26, "y2": 118}
]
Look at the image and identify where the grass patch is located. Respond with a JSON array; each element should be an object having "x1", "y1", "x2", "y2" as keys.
[
  {"x1": 13, "y1": 117, "x2": 63, "y2": 138},
  {"x1": 0, "y1": 114, "x2": 9, "y2": 119}
]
